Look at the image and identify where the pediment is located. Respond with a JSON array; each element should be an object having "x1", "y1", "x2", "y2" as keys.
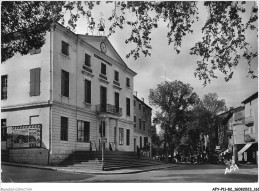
[{"x1": 78, "y1": 35, "x2": 127, "y2": 68}]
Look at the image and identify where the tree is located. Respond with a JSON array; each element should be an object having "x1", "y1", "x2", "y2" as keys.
[
  {"x1": 149, "y1": 81, "x2": 199, "y2": 162},
  {"x1": 150, "y1": 124, "x2": 163, "y2": 158},
  {"x1": 1, "y1": 1, "x2": 258, "y2": 85}
]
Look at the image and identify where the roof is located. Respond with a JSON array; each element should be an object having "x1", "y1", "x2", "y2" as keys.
[
  {"x1": 133, "y1": 95, "x2": 152, "y2": 110},
  {"x1": 241, "y1": 92, "x2": 258, "y2": 104}
]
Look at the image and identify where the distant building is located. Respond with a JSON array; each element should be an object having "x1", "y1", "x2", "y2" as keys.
[
  {"x1": 240, "y1": 92, "x2": 258, "y2": 164},
  {"x1": 1, "y1": 22, "x2": 137, "y2": 165},
  {"x1": 216, "y1": 92, "x2": 258, "y2": 164},
  {"x1": 133, "y1": 95, "x2": 152, "y2": 157}
]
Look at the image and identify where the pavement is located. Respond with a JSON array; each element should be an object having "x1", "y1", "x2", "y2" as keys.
[{"x1": 1, "y1": 161, "x2": 179, "y2": 175}]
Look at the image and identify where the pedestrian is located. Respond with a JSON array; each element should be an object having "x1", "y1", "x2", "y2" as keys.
[{"x1": 137, "y1": 145, "x2": 140, "y2": 159}]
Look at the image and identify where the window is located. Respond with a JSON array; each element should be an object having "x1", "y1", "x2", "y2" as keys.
[
  {"x1": 144, "y1": 137, "x2": 148, "y2": 146},
  {"x1": 119, "y1": 128, "x2": 124, "y2": 145},
  {"x1": 1, "y1": 75, "x2": 7, "y2": 100},
  {"x1": 85, "y1": 53, "x2": 91, "y2": 67},
  {"x1": 101, "y1": 63, "x2": 106, "y2": 75},
  {"x1": 139, "y1": 118, "x2": 142, "y2": 130},
  {"x1": 143, "y1": 106, "x2": 146, "y2": 112},
  {"x1": 134, "y1": 115, "x2": 136, "y2": 128},
  {"x1": 143, "y1": 121, "x2": 145, "y2": 131},
  {"x1": 1, "y1": 119, "x2": 7, "y2": 141},
  {"x1": 134, "y1": 99, "x2": 136, "y2": 106},
  {"x1": 60, "y1": 117, "x2": 68, "y2": 141},
  {"x1": 30, "y1": 68, "x2": 41, "y2": 96},
  {"x1": 140, "y1": 136, "x2": 142, "y2": 148},
  {"x1": 99, "y1": 121, "x2": 106, "y2": 137},
  {"x1": 139, "y1": 103, "x2": 142, "y2": 110},
  {"x1": 126, "y1": 129, "x2": 130, "y2": 146},
  {"x1": 77, "y1": 120, "x2": 90, "y2": 143},
  {"x1": 126, "y1": 98, "x2": 130, "y2": 116},
  {"x1": 126, "y1": 77, "x2": 130, "y2": 87},
  {"x1": 115, "y1": 92, "x2": 119, "y2": 112},
  {"x1": 61, "y1": 70, "x2": 69, "y2": 97},
  {"x1": 85, "y1": 79, "x2": 91, "y2": 104},
  {"x1": 61, "y1": 41, "x2": 69, "y2": 56},
  {"x1": 114, "y1": 70, "x2": 119, "y2": 81}
]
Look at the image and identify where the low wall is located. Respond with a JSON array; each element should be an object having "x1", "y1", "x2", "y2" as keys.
[{"x1": 9, "y1": 148, "x2": 49, "y2": 165}]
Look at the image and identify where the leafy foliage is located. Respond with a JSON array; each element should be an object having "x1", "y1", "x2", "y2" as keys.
[
  {"x1": 1, "y1": 1, "x2": 258, "y2": 85},
  {"x1": 149, "y1": 81, "x2": 199, "y2": 161}
]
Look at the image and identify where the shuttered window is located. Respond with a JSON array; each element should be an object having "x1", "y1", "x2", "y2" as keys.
[
  {"x1": 60, "y1": 116, "x2": 68, "y2": 141},
  {"x1": 85, "y1": 79, "x2": 91, "y2": 104},
  {"x1": 119, "y1": 128, "x2": 124, "y2": 145},
  {"x1": 61, "y1": 70, "x2": 69, "y2": 97},
  {"x1": 30, "y1": 68, "x2": 41, "y2": 96},
  {"x1": 1, "y1": 75, "x2": 7, "y2": 100}
]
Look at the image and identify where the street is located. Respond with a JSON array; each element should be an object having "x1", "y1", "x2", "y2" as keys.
[{"x1": 1, "y1": 164, "x2": 258, "y2": 183}]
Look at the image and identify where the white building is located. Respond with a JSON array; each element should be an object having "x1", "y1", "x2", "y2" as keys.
[{"x1": 1, "y1": 23, "x2": 137, "y2": 165}]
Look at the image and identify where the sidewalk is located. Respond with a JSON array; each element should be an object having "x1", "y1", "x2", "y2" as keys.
[{"x1": 1, "y1": 161, "x2": 178, "y2": 175}]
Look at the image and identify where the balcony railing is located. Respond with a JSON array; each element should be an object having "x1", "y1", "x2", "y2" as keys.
[
  {"x1": 96, "y1": 104, "x2": 122, "y2": 117},
  {"x1": 99, "y1": 73, "x2": 107, "y2": 80},
  {"x1": 245, "y1": 116, "x2": 254, "y2": 126},
  {"x1": 113, "y1": 80, "x2": 120, "y2": 87},
  {"x1": 83, "y1": 65, "x2": 92, "y2": 73}
]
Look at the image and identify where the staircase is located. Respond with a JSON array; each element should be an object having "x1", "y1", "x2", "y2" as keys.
[{"x1": 61, "y1": 151, "x2": 165, "y2": 171}]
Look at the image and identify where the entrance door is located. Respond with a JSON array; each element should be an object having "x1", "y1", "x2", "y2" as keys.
[
  {"x1": 100, "y1": 86, "x2": 107, "y2": 111},
  {"x1": 134, "y1": 138, "x2": 136, "y2": 152}
]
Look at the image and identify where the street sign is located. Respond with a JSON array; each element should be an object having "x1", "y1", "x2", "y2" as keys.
[{"x1": 101, "y1": 137, "x2": 107, "y2": 143}]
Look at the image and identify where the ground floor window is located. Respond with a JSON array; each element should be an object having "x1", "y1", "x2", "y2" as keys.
[
  {"x1": 119, "y1": 128, "x2": 124, "y2": 145},
  {"x1": 126, "y1": 129, "x2": 130, "y2": 146},
  {"x1": 140, "y1": 136, "x2": 142, "y2": 148},
  {"x1": 60, "y1": 116, "x2": 68, "y2": 141},
  {"x1": 77, "y1": 120, "x2": 90, "y2": 143},
  {"x1": 1, "y1": 119, "x2": 7, "y2": 141}
]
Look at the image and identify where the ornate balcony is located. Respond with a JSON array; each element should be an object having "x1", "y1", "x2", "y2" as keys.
[
  {"x1": 83, "y1": 65, "x2": 92, "y2": 73},
  {"x1": 245, "y1": 116, "x2": 254, "y2": 126},
  {"x1": 96, "y1": 104, "x2": 122, "y2": 117}
]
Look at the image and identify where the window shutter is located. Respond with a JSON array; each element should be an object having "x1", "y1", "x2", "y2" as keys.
[
  {"x1": 30, "y1": 69, "x2": 35, "y2": 96},
  {"x1": 35, "y1": 68, "x2": 41, "y2": 96}
]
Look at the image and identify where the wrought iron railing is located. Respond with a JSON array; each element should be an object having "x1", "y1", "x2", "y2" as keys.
[{"x1": 96, "y1": 104, "x2": 122, "y2": 117}]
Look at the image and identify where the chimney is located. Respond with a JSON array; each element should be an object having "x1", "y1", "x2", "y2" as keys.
[
  {"x1": 134, "y1": 91, "x2": 137, "y2": 97},
  {"x1": 141, "y1": 98, "x2": 144, "y2": 102}
]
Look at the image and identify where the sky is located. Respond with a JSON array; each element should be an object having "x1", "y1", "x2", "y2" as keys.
[{"x1": 70, "y1": 1, "x2": 258, "y2": 117}]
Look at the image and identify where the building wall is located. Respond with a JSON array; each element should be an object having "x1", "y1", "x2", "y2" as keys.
[
  {"x1": 244, "y1": 98, "x2": 258, "y2": 142},
  {"x1": 1, "y1": 33, "x2": 51, "y2": 108}
]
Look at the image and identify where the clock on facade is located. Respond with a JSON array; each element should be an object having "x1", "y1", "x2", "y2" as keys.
[{"x1": 100, "y1": 42, "x2": 107, "y2": 53}]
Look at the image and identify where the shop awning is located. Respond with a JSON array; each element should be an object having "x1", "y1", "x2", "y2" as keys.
[{"x1": 238, "y1": 142, "x2": 254, "y2": 155}]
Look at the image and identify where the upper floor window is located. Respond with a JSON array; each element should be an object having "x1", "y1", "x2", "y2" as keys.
[
  {"x1": 101, "y1": 63, "x2": 106, "y2": 75},
  {"x1": 77, "y1": 120, "x2": 90, "y2": 143},
  {"x1": 61, "y1": 70, "x2": 69, "y2": 97},
  {"x1": 139, "y1": 103, "x2": 142, "y2": 110},
  {"x1": 61, "y1": 41, "x2": 69, "y2": 56},
  {"x1": 30, "y1": 68, "x2": 41, "y2": 96},
  {"x1": 139, "y1": 118, "x2": 142, "y2": 130},
  {"x1": 85, "y1": 53, "x2": 91, "y2": 67},
  {"x1": 143, "y1": 121, "x2": 145, "y2": 131},
  {"x1": 134, "y1": 115, "x2": 136, "y2": 128},
  {"x1": 85, "y1": 79, "x2": 91, "y2": 104},
  {"x1": 143, "y1": 106, "x2": 146, "y2": 112},
  {"x1": 126, "y1": 77, "x2": 130, "y2": 87},
  {"x1": 114, "y1": 70, "x2": 119, "y2": 82},
  {"x1": 126, "y1": 97, "x2": 130, "y2": 116},
  {"x1": 1, "y1": 75, "x2": 8, "y2": 100}
]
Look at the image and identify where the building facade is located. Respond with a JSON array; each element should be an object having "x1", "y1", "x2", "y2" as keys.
[
  {"x1": 133, "y1": 95, "x2": 152, "y2": 156},
  {"x1": 1, "y1": 23, "x2": 137, "y2": 165}
]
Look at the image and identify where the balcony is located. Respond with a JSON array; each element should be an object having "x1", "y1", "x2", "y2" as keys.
[
  {"x1": 96, "y1": 104, "x2": 122, "y2": 117},
  {"x1": 83, "y1": 65, "x2": 92, "y2": 73},
  {"x1": 113, "y1": 80, "x2": 120, "y2": 87},
  {"x1": 245, "y1": 116, "x2": 254, "y2": 126},
  {"x1": 99, "y1": 73, "x2": 107, "y2": 80}
]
